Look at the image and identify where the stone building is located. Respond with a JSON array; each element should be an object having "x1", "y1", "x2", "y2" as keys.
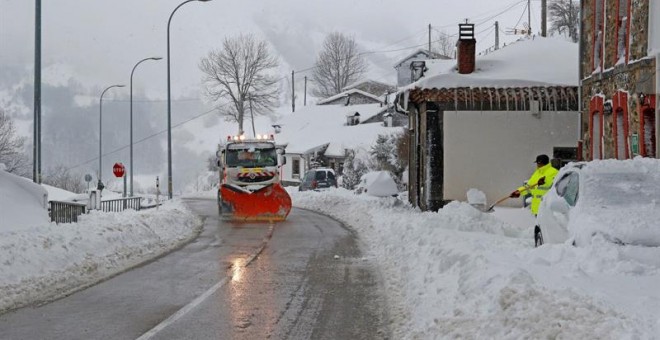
[{"x1": 580, "y1": 0, "x2": 659, "y2": 159}]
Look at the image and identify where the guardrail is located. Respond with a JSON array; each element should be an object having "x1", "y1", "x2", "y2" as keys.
[
  {"x1": 49, "y1": 201, "x2": 87, "y2": 224},
  {"x1": 101, "y1": 197, "x2": 142, "y2": 212}
]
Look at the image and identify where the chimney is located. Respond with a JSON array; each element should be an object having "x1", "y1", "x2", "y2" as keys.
[{"x1": 457, "y1": 21, "x2": 476, "y2": 74}]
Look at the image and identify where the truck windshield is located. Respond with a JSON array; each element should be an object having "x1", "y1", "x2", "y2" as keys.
[{"x1": 225, "y1": 147, "x2": 277, "y2": 168}]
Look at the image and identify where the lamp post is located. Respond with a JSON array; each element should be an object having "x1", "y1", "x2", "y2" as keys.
[
  {"x1": 167, "y1": 0, "x2": 212, "y2": 199},
  {"x1": 99, "y1": 84, "x2": 125, "y2": 191},
  {"x1": 130, "y1": 57, "x2": 162, "y2": 197}
]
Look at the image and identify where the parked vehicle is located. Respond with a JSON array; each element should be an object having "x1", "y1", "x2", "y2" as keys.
[
  {"x1": 535, "y1": 158, "x2": 660, "y2": 247},
  {"x1": 299, "y1": 168, "x2": 337, "y2": 191}
]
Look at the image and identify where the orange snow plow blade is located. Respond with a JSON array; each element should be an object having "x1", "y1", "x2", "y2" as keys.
[{"x1": 219, "y1": 183, "x2": 292, "y2": 222}]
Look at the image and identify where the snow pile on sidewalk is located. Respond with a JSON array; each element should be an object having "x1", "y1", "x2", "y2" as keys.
[
  {"x1": 291, "y1": 189, "x2": 660, "y2": 339},
  {"x1": 0, "y1": 200, "x2": 202, "y2": 314},
  {"x1": 0, "y1": 169, "x2": 49, "y2": 230}
]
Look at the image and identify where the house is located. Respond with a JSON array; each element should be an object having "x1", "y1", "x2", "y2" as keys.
[
  {"x1": 394, "y1": 48, "x2": 451, "y2": 87},
  {"x1": 317, "y1": 88, "x2": 383, "y2": 106},
  {"x1": 397, "y1": 23, "x2": 580, "y2": 211},
  {"x1": 580, "y1": 0, "x2": 658, "y2": 160},
  {"x1": 342, "y1": 79, "x2": 396, "y2": 97},
  {"x1": 273, "y1": 103, "x2": 403, "y2": 185}
]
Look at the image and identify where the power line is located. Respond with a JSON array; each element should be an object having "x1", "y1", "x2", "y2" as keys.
[
  {"x1": 101, "y1": 98, "x2": 201, "y2": 103},
  {"x1": 66, "y1": 104, "x2": 228, "y2": 171},
  {"x1": 472, "y1": 0, "x2": 526, "y2": 23},
  {"x1": 475, "y1": 0, "x2": 527, "y2": 26},
  {"x1": 514, "y1": 1, "x2": 529, "y2": 30}
]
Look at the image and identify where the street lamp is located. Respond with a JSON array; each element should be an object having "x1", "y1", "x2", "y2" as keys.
[
  {"x1": 167, "y1": 0, "x2": 212, "y2": 199},
  {"x1": 130, "y1": 57, "x2": 162, "y2": 197},
  {"x1": 98, "y1": 84, "x2": 125, "y2": 191}
]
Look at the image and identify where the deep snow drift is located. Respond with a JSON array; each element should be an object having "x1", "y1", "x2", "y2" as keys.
[
  {"x1": 290, "y1": 187, "x2": 660, "y2": 339},
  {"x1": 2, "y1": 161, "x2": 659, "y2": 338},
  {"x1": 0, "y1": 200, "x2": 202, "y2": 314},
  {"x1": 0, "y1": 169, "x2": 49, "y2": 230}
]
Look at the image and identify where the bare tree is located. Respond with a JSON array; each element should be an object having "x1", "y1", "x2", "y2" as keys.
[
  {"x1": 0, "y1": 109, "x2": 29, "y2": 176},
  {"x1": 432, "y1": 30, "x2": 455, "y2": 57},
  {"x1": 42, "y1": 165, "x2": 85, "y2": 193},
  {"x1": 312, "y1": 32, "x2": 368, "y2": 99},
  {"x1": 549, "y1": 0, "x2": 580, "y2": 43},
  {"x1": 200, "y1": 34, "x2": 280, "y2": 135}
]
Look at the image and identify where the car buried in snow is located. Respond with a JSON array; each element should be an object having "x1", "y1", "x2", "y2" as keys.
[{"x1": 534, "y1": 158, "x2": 660, "y2": 247}]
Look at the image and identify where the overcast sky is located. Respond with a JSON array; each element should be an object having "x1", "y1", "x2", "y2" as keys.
[
  {"x1": 1, "y1": 0, "x2": 547, "y2": 192},
  {"x1": 1, "y1": 0, "x2": 542, "y2": 100}
]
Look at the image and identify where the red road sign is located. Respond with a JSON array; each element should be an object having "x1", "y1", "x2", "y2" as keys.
[{"x1": 113, "y1": 162, "x2": 125, "y2": 178}]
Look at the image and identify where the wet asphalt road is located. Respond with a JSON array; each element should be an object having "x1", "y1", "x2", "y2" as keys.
[{"x1": 0, "y1": 198, "x2": 391, "y2": 339}]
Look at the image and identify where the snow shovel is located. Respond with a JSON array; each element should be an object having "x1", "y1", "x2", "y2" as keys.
[{"x1": 484, "y1": 181, "x2": 541, "y2": 213}]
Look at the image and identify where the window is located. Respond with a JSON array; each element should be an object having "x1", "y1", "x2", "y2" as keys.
[
  {"x1": 591, "y1": 111, "x2": 602, "y2": 159},
  {"x1": 615, "y1": 0, "x2": 630, "y2": 63},
  {"x1": 592, "y1": 0, "x2": 604, "y2": 71},
  {"x1": 563, "y1": 172, "x2": 579, "y2": 207},
  {"x1": 292, "y1": 158, "x2": 300, "y2": 178},
  {"x1": 314, "y1": 171, "x2": 327, "y2": 180},
  {"x1": 225, "y1": 147, "x2": 277, "y2": 167},
  {"x1": 612, "y1": 91, "x2": 629, "y2": 159},
  {"x1": 615, "y1": 109, "x2": 627, "y2": 159},
  {"x1": 590, "y1": 96, "x2": 604, "y2": 160},
  {"x1": 555, "y1": 172, "x2": 579, "y2": 207},
  {"x1": 641, "y1": 109, "x2": 656, "y2": 157}
]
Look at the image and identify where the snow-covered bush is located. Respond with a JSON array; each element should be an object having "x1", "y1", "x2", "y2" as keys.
[{"x1": 341, "y1": 149, "x2": 369, "y2": 190}]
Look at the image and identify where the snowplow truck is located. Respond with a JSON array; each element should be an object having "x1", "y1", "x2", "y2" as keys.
[{"x1": 216, "y1": 134, "x2": 292, "y2": 222}]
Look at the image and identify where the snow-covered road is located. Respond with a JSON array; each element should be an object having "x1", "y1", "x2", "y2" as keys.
[
  {"x1": 290, "y1": 189, "x2": 660, "y2": 339},
  {"x1": 1, "y1": 184, "x2": 659, "y2": 339}
]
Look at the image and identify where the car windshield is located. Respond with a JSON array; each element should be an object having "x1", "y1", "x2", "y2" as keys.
[
  {"x1": 225, "y1": 147, "x2": 277, "y2": 168},
  {"x1": 584, "y1": 172, "x2": 660, "y2": 207}
]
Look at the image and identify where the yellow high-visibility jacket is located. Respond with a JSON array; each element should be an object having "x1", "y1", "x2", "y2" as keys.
[{"x1": 518, "y1": 163, "x2": 558, "y2": 215}]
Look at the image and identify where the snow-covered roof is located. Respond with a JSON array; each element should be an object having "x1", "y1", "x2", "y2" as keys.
[
  {"x1": 341, "y1": 79, "x2": 394, "y2": 92},
  {"x1": 273, "y1": 103, "x2": 399, "y2": 157},
  {"x1": 405, "y1": 37, "x2": 579, "y2": 90},
  {"x1": 393, "y1": 48, "x2": 450, "y2": 68},
  {"x1": 317, "y1": 89, "x2": 383, "y2": 105}
]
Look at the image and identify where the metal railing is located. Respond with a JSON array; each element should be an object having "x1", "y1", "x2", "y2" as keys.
[
  {"x1": 49, "y1": 201, "x2": 87, "y2": 224},
  {"x1": 101, "y1": 197, "x2": 142, "y2": 212}
]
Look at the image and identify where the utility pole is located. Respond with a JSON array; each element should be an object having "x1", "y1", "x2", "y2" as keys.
[
  {"x1": 291, "y1": 70, "x2": 295, "y2": 112},
  {"x1": 428, "y1": 23, "x2": 432, "y2": 53},
  {"x1": 249, "y1": 96, "x2": 256, "y2": 137},
  {"x1": 495, "y1": 21, "x2": 499, "y2": 50},
  {"x1": 541, "y1": 0, "x2": 547, "y2": 37},
  {"x1": 304, "y1": 76, "x2": 307, "y2": 106},
  {"x1": 33, "y1": 0, "x2": 41, "y2": 183},
  {"x1": 528, "y1": 0, "x2": 532, "y2": 36}
]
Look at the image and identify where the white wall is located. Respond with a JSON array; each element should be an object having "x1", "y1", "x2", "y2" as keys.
[
  {"x1": 444, "y1": 110, "x2": 579, "y2": 207},
  {"x1": 649, "y1": 0, "x2": 660, "y2": 55},
  {"x1": 280, "y1": 154, "x2": 303, "y2": 185}
]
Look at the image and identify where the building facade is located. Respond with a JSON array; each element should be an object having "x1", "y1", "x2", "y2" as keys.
[
  {"x1": 580, "y1": 0, "x2": 658, "y2": 159},
  {"x1": 400, "y1": 24, "x2": 580, "y2": 211}
]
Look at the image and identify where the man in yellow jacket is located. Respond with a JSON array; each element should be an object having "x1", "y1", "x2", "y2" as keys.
[{"x1": 509, "y1": 154, "x2": 558, "y2": 216}]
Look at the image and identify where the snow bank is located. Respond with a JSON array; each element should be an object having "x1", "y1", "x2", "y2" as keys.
[
  {"x1": 0, "y1": 170, "x2": 49, "y2": 231},
  {"x1": 0, "y1": 200, "x2": 202, "y2": 314},
  {"x1": 291, "y1": 188, "x2": 659, "y2": 338},
  {"x1": 41, "y1": 184, "x2": 77, "y2": 202}
]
